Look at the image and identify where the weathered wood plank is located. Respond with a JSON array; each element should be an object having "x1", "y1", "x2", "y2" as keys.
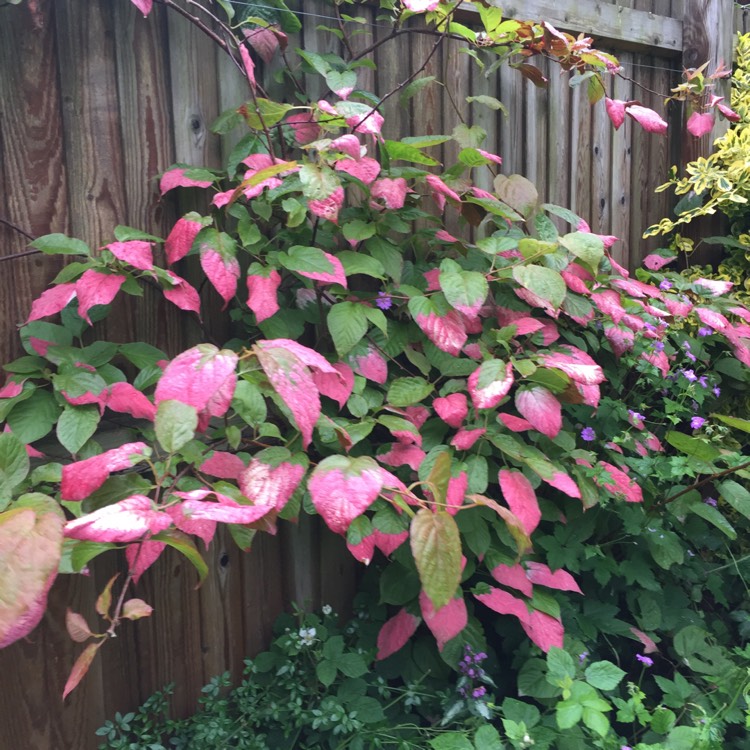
[
  {"x1": 568, "y1": 84, "x2": 593, "y2": 227},
  {"x1": 546, "y1": 66, "x2": 572, "y2": 218},
  {"x1": 0, "y1": 0, "x2": 69, "y2": 367},
  {"x1": 523, "y1": 60, "x2": 549, "y2": 201},
  {"x1": 469, "y1": 51, "x2": 501, "y2": 195},
  {"x1": 499, "y1": 65, "x2": 525, "y2": 177},
  {"x1": 457, "y1": 0, "x2": 683, "y2": 54},
  {"x1": 590, "y1": 86, "x2": 612, "y2": 234}
]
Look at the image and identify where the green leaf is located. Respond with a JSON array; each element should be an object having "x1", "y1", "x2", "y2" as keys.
[
  {"x1": 713, "y1": 413, "x2": 750, "y2": 432},
  {"x1": 56, "y1": 405, "x2": 101, "y2": 455},
  {"x1": 232, "y1": 380, "x2": 267, "y2": 427},
  {"x1": 494, "y1": 174, "x2": 538, "y2": 216},
  {"x1": 383, "y1": 140, "x2": 440, "y2": 166},
  {"x1": 69, "y1": 541, "x2": 117, "y2": 572},
  {"x1": 279, "y1": 245, "x2": 336, "y2": 277},
  {"x1": 151, "y1": 529, "x2": 208, "y2": 585},
  {"x1": 316, "y1": 659, "x2": 338, "y2": 687},
  {"x1": 410, "y1": 509, "x2": 462, "y2": 610},
  {"x1": 689, "y1": 500, "x2": 736, "y2": 539},
  {"x1": 466, "y1": 95, "x2": 508, "y2": 115},
  {"x1": 338, "y1": 249, "x2": 385, "y2": 278},
  {"x1": 387, "y1": 377, "x2": 434, "y2": 407},
  {"x1": 298, "y1": 163, "x2": 339, "y2": 200},
  {"x1": 664, "y1": 431, "x2": 720, "y2": 463},
  {"x1": 328, "y1": 303, "x2": 369, "y2": 357},
  {"x1": 427, "y1": 451, "x2": 452, "y2": 507},
  {"x1": 337, "y1": 652, "x2": 368, "y2": 678},
  {"x1": 581, "y1": 708, "x2": 610, "y2": 736},
  {"x1": 584, "y1": 660, "x2": 626, "y2": 690},
  {"x1": 398, "y1": 75, "x2": 437, "y2": 109},
  {"x1": 560, "y1": 232, "x2": 604, "y2": 269},
  {"x1": 342, "y1": 220, "x2": 377, "y2": 243},
  {"x1": 473, "y1": 724, "x2": 504, "y2": 750},
  {"x1": 119, "y1": 342, "x2": 167, "y2": 369},
  {"x1": 513, "y1": 264, "x2": 566, "y2": 309},
  {"x1": 155, "y1": 400, "x2": 198, "y2": 453},
  {"x1": 0, "y1": 433, "x2": 29, "y2": 509},
  {"x1": 555, "y1": 700, "x2": 583, "y2": 729},
  {"x1": 429, "y1": 733, "x2": 473, "y2": 750},
  {"x1": 30, "y1": 233, "x2": 90, "y2": 256},
  {"x1": 665, "y1": 726, "x2": 701, "y2": 750},
  {"x1": 240, "y1": 98, "x2": 293, "y2": 130},
  {"x1": 6, "y1": 390, "x2": 61, "y2": 444},
  {"x1": 719, "y1": 479, "x2": 750, "y2": 520},
  {"x1": 439, "y1": 263, "x2": 488, "y2": 315},
  {"x1": 546, "y1": 647, "x2": 576, "y2": 686}
]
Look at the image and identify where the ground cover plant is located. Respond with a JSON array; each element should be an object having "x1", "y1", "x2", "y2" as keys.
[{"x1": 2, "y1": 0, "x2": 750, "y2": 747}]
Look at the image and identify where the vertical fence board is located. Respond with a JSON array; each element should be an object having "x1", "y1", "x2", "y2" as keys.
[{"x1": 610, "y1": 53, "x2": 634, "y2": 268}]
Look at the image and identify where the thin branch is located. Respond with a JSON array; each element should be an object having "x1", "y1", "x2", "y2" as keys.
[
  {"x1": 658, "y1": 459, "x2": 750, "y2": 507},
  {"x1": 0, "y1": 216, "x2": 36, "y2": 241},
  {"x1": 0, "y1": 249, "x2": 42, "y2": 264}
]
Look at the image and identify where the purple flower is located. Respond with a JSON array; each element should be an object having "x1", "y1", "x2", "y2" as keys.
[
  {"x1": 682, "y1": 369, "x2": 697, "y2": 382},
  {"x1": 621, "y1": 746, "x2": 633, "y2": 750},
  {"x1": 698, "y1": 327, "x2": 713, "y2": 337},
  {"x1": 636, "y1": 654, "x2": 654, "y2": 667},
  {"x1": 698, "y1": 376, "x2": 709, "y2": 388},
  {"x1": 713, "y1": 386, "x2": 721, "y2": 397},
  {"x1": 581, "y1": 426, "x2": 596, "y2": 442},
  {"x1": 472, "y1": 686, "x2": 487, "y2": 699},
  {"x1": 375, "y1": 292, "x2": 392, "y2": 310},
  {"x1": 659, "y1": 279, "x2": 673, "y2": 291},
  {"x1": 690, "y1": 416, "x2": 706, "y2": 430},
  {"x1": 579, "y1": 651, "x2": 589, "y2": 663},
  {"x1": 685, "y1": 351, "x2": 697, "y2": 362},
  {"x1": 704, "y1": 497, "x2": 718, "y2": 507},
  {"x1": 651, "y1": 341, "x2": 665, "y2": 351}
]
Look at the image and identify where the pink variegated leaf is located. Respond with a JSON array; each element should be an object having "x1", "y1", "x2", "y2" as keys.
[
  {"x1": 373, "y1": 529, "x2": 408, "y2": 557},
  {"x1": 0, "y1": 497, "x2": 64, "y2": 649},
  {"x1": 403, "y1": 0, "x2": 439, "y2": 10},
  {"x1": 515, "y1": 387, "x2": 561, "y2": 439},
  {"x1": 335, "y1": 156, "x2": 381, "y2": 185},
  {"x1": 130, "y1": 0, "x2": 153, "y2": 16},
  {"x1": 376, "y1": 608, "x2": 421, "y2": 660},
  {"x1": 433, "y1": 393, "x2": 468, "y2": 428},
  {"x1": 66, "y1": 609, "x2": 94, "y2": 643},
  {"x1": 604, "y1": 325, "x2": 635, "y2": 357},
  {"x1": 105, "y1": 382, "x2": 156, "y2": 421},
  {"x1": 519, "y1": 609, "x2": 564, "y2": 652},
  {"x1": 631, "y1": 626, "x2": 658, "y2": 653},
  {"x1": 155, "y1": 345, "x2": 238, "y2": 430},
  {"x1": 450, "y1": 427, "x2": 486, "y2": 451},
  {"x1": 63, "y1": 641, "x2": 104, "y2": 700},
  {"x1": 61, "y1": 442, "x2": 151, "y2": 501},
  {"x1": 543, "y1": 470, "x2": 581, "y2": 499},
  {"x1": 162, "y1": 271, "x2": 202, "y2": 315},
  {"x1": 309, "y1": 456, "x2": 384, "y2": 534},
  {"x1": 105, "y1": 240, "x2": 154, "y2": 271},
  {"x1": 695, "y1": 307, "x2": 729, "y2": 331},
  {"x1": 525, "y1": 561, "x2": 582, "y2": 593},
  {"x1": 122, "y1": 599, "x2": 153, "y2": 620},
  {"x1": 717, "y1": 102, "x2": 740, "y2": 122},
  {"x1": 349, "y1": 346, "x2": 388, "y2": 383},
  {"x1": 312, "y1": 362, "x2": 354, "y2": 409},
  {"x1": 411, "y1": 303, "x2": 467, "y2": 356},
  {"x1": 605, "y1": 97, "x2": 626, "y2": 129},
  {"x1": 257, "y1": 339, "x2": 341, "y2": 376},
  {"x1": 125, "y1": 541, "x2": 167, "y2": 584},
  {"x1": 329, "y1": 134, "x2": 362, "y2": 160},
  {"x1": 539, "y1": 346, "x2": 604, "y2": 384},
  {"x1": 246, "y1": 267, "x2": 281, "y2": 322},
  {"x1": 308, "y1": 186, "x2": 345, "y2": 225},
  {"x1": 255, "y1": 345, "x2": 321, "y2": 448},
  {"x1": 239, "y1": 43, "x2": 257, "y2": 91},
  {"x1": 687, "y1": 111, "x2": 714, "y2": 137},
  {"x1": 626, "y1": 104, "x2": 668, "y2": 134},
  {"x1": 64, "y1": 495, "x2": 172, "y2": 543},
  {"x1": 468, "y1": 359, "x2": 514, "y2": 409},
  {"x1": 694, "y1": 277, "x2": 733, "y2": 296},
  {"x1": 498, "y1": 413, "x2": 532, "y2": 432},
  {"x1": 0, "y1": 378, "x2": 23, "y2": 398},
  {"x1": 239, "y1": 459, "x2": 305, "y2": 512},
  {"x1": 347, "y1": 533, "x2": 376, "y2": 564},
  {"x1": 499, "y1": 469, "x2": 541, "y2": 536},
  {"x1": 165, "y1": 214, "x2": 205, "y2": 264},
  {"x1": 475, "y1": 586, "x2": 530, "y2": 623},
  {"x1": 27, "y1": 283, "x2": 76, "y2": 323},
  {"x1": 298, "y1": 250, "x2": 347, "y2": 287},
  {"x1": 286, "y1": 112, "x2": 320, "y2": 145},
  {"x1": 642, "y1": 253, "x2": 676, "y2": 271},
  {"x1": 378, "y1": 443, "x2": 426, "y2": 471},
  {"x1": 76, "y1": 271, "x2": 126, "y2": 324},
  {"x1": 178, "y1": 498, "x2": 272, "y2": 524},
  {"x1": 446, "y1": 473, "x2": 468, "y2": 515},
  {"x1": 587, "y1": 460, "x2": 643, "y2": 503},
  {"x1": 159, "y1": 167, "x2": 213, "y2": 195},
  {"x1": 424, "y1": 174, "x2": 461, "y2": 212},
  {"x1": 490, "y1": 562, "x2": 533, "y2": 598},
  {"x1": 370, "y1": 177, "x2": 408, "y2": 210},
  {"x1": 419, "y1": 592, "x2": 467, "y2": 651},
  {"x1": 200, "y1": 451, "x2": 246, "y2": 480},
  {"x1": 164, "y1": 505, "x2": 216, "y2": 549},
  {"x1": 200, "y1": 247, "x2": 240, "y2": 308}
]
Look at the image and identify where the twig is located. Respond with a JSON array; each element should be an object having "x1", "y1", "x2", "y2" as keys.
[
  {"x1": 0, "y1": 248, "x2": 42, "y2": 263},
  {"x1": 657, "y1": 458, "x2": 750, "y2": 506},
  {"x1": 0, "y1": 216, "x2": 36, "y2": 241}
]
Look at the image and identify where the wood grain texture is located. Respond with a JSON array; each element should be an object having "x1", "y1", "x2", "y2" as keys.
[
  {"x1": 610, "y1": 53, "x2": 634, "y2": 268},
  {"x1": 0, "y1": 0, "x2": 69, "y2": 366}
]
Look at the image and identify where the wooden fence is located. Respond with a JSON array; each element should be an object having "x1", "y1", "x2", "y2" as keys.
[{"x1": 0, "y1": 0, "x2": 740, "y2": 746}]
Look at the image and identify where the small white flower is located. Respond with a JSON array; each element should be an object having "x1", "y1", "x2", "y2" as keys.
[
  {"x1": 322, "y1": 604, "x2": 333, "y2": 616},
  {"x1": 298, "y1": 627, "x2": 317, "y2": 646}
]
